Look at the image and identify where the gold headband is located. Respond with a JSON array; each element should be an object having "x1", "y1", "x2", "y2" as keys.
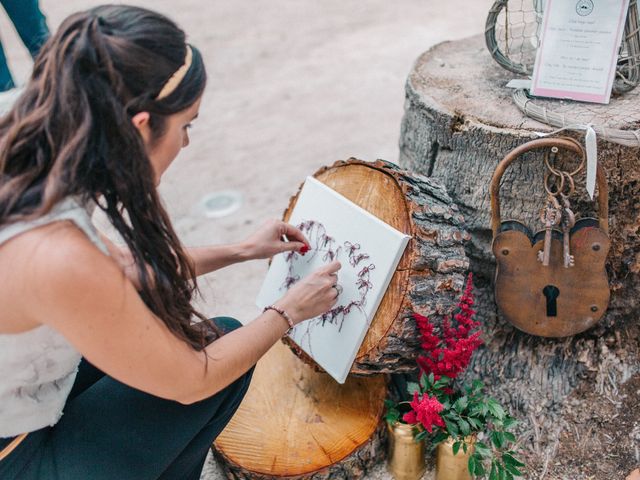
[{"x1": 155, "y1": 46, "x2": 193, "y2": 100}]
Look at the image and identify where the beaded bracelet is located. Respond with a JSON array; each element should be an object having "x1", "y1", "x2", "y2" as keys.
[{"x1": 263, "y1": 305, "x2": 294, "y2": 331}]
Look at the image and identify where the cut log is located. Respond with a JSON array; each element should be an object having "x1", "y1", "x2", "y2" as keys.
[
  {"x1": 282, "y1": 159, "x2": 471, "y2": 375},
  {"x1": 212, "y1": 159, "x2": 471, "y2": 479},
  {"x1": 212, "y1": 342, "x2": 387, "y2": 479},
  {"x1": 399, "y1": 34, "x2": 640, "y2": 472}
]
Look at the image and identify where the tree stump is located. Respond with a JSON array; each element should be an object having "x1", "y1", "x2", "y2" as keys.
[
  {"x1": 282, "y1": 159, "x2": 471, "y2": 375},
  {"x1": 212, "y1": 342, "x2": 387, "y2": 479},
  {"x1": 399, "y1": 34, "x2": 640, "y2": 470},
  {"x1": 212, "y1": 159, "x2": 471, "y2": 479}
]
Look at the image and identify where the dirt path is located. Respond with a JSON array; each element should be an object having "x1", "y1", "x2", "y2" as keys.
[{"x1": 0, "y1": 1, "x2": 492, "y2": 477}]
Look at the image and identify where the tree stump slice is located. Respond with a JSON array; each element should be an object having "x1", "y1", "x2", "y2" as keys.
[
  {"x1": 399, "y1": 34, "x2": 640, "y2": 470},
  {"x1": 282, "y1": 159, "x2": 471, "y2": 375},
  {"x1": 212, "y1": 342, "x2": 386, "y2": 479}
]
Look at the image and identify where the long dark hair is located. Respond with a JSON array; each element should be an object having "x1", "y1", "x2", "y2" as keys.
[{"x1": 0, "y1": 5, "x2": 219, "y2": 349}]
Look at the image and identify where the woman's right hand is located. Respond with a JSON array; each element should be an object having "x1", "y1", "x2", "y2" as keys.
[{"x1": 276, "y1": 260, "x2": 341, "y2": 324}]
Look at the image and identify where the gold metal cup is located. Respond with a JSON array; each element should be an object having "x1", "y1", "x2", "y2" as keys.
[
  {"x1": 386, "y1": 422, "x2": 426, "y2": 480},
  {"x1": 435, "y1": 436, "x2": 476, "y2": 480}
]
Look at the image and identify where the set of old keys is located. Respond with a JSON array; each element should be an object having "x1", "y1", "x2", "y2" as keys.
[{"x1": 538, "y1": 146, "x2": 584, "y2": 268}]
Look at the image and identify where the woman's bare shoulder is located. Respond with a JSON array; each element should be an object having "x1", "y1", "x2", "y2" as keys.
[
  {"x1": 0, "y1": 219, "x2": 117, "y2": 332},
  {"x1": 0, "y1": 219, "x2": 210, "y2": 402}
]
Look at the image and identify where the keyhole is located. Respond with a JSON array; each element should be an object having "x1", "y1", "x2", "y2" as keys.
[{"x1": 542, "y1": 285, "x2": 560, "y2": 317}]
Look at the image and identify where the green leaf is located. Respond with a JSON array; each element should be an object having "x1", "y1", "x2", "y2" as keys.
[
  {"x1": 452, "y1": 441, "x2": 461, "y2": 456},
  {"x1": 383, "y1": 400, "x2": 401, "y2": 425},
  {"x1": 473, "y1": 455, "x2": 486, "y2": 476},
  {"x1": 406, "y1": 382, "x2": 420, "y2": 395},
  {"x1": 434, "y1": 377, "x2": 451, "y2": 389},
  {"x1": 487, "y1": 399, "x2": 506, "y2": 420},
  {"x1": 457, "y1": 418, "x2": 471, "y2": 436},
  {"x1": 467, "y1": 417, "x2": 481, "y2": 430},
  {"x1": 504, "y1": 431, "x2": 516, "y2": 443},
  {"x1": 415, "y1": 430, "x2": 427, "y2": 442},
  {"x1": 384, "y1": 411, "x2": 400, "y2": 424},
  {"x1": 504, "y1": 463, "x2": 524, "y2": 477},
  {"x1": 475, "y1": 441, "x2": 491, "y2": 457},
  {"x1": 468, "y1": 406, "x2": 481, "y2": 418},
  {"x1": 453, "y1": 396, "x2": 469, "y2": 413},
  {"x1": 443, "y1": 411, "x2": 458, "y2": 423},
  {"x1": 432, "y1": 431, "x2": 449, "y2": 445},
  {"x1": 503, "y1": 452, "x2": 526, "y2": 468},
  {"x1": 489, "y1": 462, "x2": 498, "y2": 480},
  {"x1": 491, "y1": 431, "x2": 506, "y2": 449},
  {"x1": 468, "y1": 455, "x2": 477, "y2": 477},
  {"x1": 497, "y1": 462, "x2": 508, "y2": 480},
  {"x1": 444, "y1": 419, "x2": 459, "y2": 436},
  {"x1": 481, "y1": 402, "x2": 489, "y2": 416},
  {"x1": 503, "y1": 416, "x2": 518, "y2": 429}
]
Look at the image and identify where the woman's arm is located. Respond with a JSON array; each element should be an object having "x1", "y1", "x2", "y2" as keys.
[
  {"x1": 188, "y1": 219, "x2": 309, "y2": 276},
  {"x1": 99, "y1": 219, "x2": 309, "y2": 283},
  {"x1": 23, "y1": 223, "x2": 338, "y2": 404},
  {"x1": 185, "y1": 243, "x2": 249, "y2": 276},
  {"x1": 100, "y1": 231, "x2": 247, "y2": 286}
]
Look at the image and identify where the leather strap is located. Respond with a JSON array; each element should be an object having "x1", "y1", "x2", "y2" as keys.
[{"x1": 0, "y1": 433, "x2": 28, "y2": 462}]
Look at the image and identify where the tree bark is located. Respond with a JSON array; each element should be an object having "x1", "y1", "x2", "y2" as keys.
[
  {"x1": 212, "y1": 159, "x2": 471, "y2": 478},
  {"x1": 399, "y1": 34, "x2": 640, "y2": 470},
  {"x1": 282, "y1": 159, "x2": 471, "y2": 375}
]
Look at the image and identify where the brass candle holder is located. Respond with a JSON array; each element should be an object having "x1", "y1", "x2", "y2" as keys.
[
  {"x1": 387, "y1": 422, "x2": 426, "y2": 480},
  {"x1": 435, "y1": 436, "x2": 476, "y2": 480}
]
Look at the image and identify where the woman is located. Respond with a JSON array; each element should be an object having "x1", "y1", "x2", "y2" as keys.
[{"x1": 0, "y1": 5, "x2": 340, "y2": 479}]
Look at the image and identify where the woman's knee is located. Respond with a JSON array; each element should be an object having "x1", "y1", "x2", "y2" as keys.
[
  {"x1": 199, "y1": 366, "x2": 253, "y2": 430},
  {"x1": 211, "y1": 316, "x2": 242, "y2": 335},
  {"x1": 226, "y1": 364, "x2": 254, "y2": 406},
  {"x1": 200, "y1": 317, "x2": 252, "y2": 409},
  {"x1": 197, "y1": 316, "x2": 242, "y2": 346}
]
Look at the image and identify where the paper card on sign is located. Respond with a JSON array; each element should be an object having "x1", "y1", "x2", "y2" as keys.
[{"x1": 530, "y1": 0, "x2": 630, "y2": 104}]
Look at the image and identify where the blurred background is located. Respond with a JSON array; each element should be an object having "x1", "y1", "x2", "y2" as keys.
[
  {"x1": 0, "y1": 1, "x2": 494, "y2": 476},
  {"x1": 0, "y1": 0, "x2": 493, "y2": 318}
]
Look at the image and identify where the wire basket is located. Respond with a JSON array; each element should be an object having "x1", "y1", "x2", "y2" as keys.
[
  {"x1": 485, "y1": 0, "x2": 640, "y2": 95},
  {"x1": 512, "y1": 87, "x2": 640, "y2": 147}
]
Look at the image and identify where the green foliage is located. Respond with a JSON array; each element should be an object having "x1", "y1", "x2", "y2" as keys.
[
  {"x1": 406, "y1": 382, "x2": 421, "y2": 395},
  {"x1": 385, "y1": 376, "x2": 527, "y2": 479},
  {"x1": 383, "y1": 399, "x2": 401, "y2": 425}
]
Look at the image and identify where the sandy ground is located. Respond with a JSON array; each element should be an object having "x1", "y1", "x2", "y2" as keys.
[{"x1": 0, "y1": 1, "x2": 493, "y2": 478}]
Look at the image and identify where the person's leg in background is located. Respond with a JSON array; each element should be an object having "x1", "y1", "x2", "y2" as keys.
[
  {"x1": 0, "y1": 0, "x2": 48, "y2": 58},
  {"x1": 0, "y1": 0, "x2": 49, "y2": 92},
  {"x1": 0, "y1": 41, "x2": 15, "y2": 91}
]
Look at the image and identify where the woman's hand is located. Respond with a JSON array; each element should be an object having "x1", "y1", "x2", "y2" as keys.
[
  {"x1": 241, "y1": 219, "x2": 309, "y2": 260},
  {"x1": 275, "y1": 260, "x2": 341, "y2": 324}
]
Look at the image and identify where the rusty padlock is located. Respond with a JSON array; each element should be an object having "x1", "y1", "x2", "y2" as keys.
[{"x1": 490, "y1": 137, "x2": 610, "y2": 337}]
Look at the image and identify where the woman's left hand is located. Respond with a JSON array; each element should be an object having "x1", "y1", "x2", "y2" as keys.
[{"x1": 242, "y1": 219, "x2": 310, "y2": 260}]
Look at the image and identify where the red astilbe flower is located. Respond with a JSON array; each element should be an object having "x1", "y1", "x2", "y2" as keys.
[
  {"x1": 402, "y1": 392, "x2": 446, "y2": 433},
  {"x1": 414, "y1": 274, "x2": 482, "y2": 380}
]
